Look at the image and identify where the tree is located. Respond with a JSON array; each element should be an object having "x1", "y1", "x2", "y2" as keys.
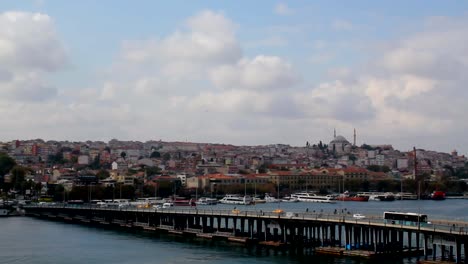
[
  {"x1": 162, "y1": 153, "x2": 171, "y2": 161},
  {"x1": 150, "y1": 151, "x2": 161, "y2": 158},
  {"x1": 145, "y1": 166, "x2": 161, "y2": 176},
  {"x1": 10, "y1": 166, "x2": 27, "y2": 190},
  {"x1": 0, "y1": 153, "x2": 16, "y2": 177},
  {"x1": 96, "y1": 169, "x2": 110, "y2": 180},
  {"x1": 120, "y1": 151, "x2": 127, "y2": 159}
]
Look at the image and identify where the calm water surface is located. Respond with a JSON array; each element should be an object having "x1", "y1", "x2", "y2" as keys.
[{"x1": 0, "y1": 200, "x2": 466, "y2": 264}]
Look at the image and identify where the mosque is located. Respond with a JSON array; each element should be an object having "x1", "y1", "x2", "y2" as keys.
[{"x1": 328, "y1": 129, "x2": 355, "y2": 155}]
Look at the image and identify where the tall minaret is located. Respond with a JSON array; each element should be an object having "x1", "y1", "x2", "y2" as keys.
[
  {"x1": 334, "y1": 128, "x2": 336, "y2": 138},
  {"x1": 353, "y1": 128, "x2": 356, "y2": 146}
]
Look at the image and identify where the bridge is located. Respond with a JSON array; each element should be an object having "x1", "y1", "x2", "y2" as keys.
[{"x1": 24, "y1": 204, "x2": 468, "y2": 263}]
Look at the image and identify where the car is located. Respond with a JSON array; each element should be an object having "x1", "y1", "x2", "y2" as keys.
[{"x1": 353, "y1": 213, "x2": 366, "y2": 219}]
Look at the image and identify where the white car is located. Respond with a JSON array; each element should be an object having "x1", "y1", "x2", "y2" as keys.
[{"x1": 353, "y1": 213, "x2": 366, "y2": 219}]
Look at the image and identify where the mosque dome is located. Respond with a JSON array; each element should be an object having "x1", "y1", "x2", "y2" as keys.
[{"x1": 331, "y1": 135, "x2": 349, "y2": 144}]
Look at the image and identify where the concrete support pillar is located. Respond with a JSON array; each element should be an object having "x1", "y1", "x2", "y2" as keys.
[
  {"x1": 338, "y1": 225, "x2": 342, "y2": 247},
  {"x1": 441, "y1": 245, "x2": 446, "y2": 261},
  {"x1": 408, "y1": 231, "x2": 412, "y2": 254},
  {"x1": 423, "y1": 234, "x2": 429, "y2": 260},
  {"x1": 433, "y1": 243, "x2": 437, "y2": 261}
]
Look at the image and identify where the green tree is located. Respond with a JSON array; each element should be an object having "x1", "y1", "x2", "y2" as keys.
[
  {"x1": 10, "y1": 166, "x2": 27, "y2": 190},
  {"x1": 145, "y1": 166, "x2": 161, "y2": 176},
  {"x1": 120, "y1": 151, "x2": 127, "y2": 159},
  {"x1": 96, "y1": 169, "x2": 110, "y2": 180},
  {"x1": 162, "y1": 153, "x2": 171, "y2": 161},
  {"x1": 150, "y1": 151, "x2": 161, "y2": 158},
  {"x1": 0, "y1": 153, "x2": 16, "y2": 178}
]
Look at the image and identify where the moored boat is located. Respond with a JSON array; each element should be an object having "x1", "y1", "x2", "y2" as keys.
[
  {"x1": 291, "y1": 192, "x2": 335, "y2": 203},
  {"x1": 336, "y1": 191, "x2": 369, "y2": 202},
  {"x1": 196, "y1": 197, "x2": 218, "y2": 205},
  {"x1": 280, "y1": 196, "x2": 299, "y2": 203},
  {"x1": 431, "y1": 191, "x2": 446, "y2": 200},
  {"x1": 219, "y1": 195, "x2": 252, "y2": 205}
]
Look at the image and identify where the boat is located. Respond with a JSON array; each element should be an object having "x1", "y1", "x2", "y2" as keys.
[
  {"x1": 357, "y1": 192, "x2": 395, "y2": 201},
  {"x1": 196, "y1": 197, "x2": 218, "y2": 205},
  {"x1": 291, "y1": 192, "x2": 335, "y2": 203},
  {"x1": 252, "y1": 197, "x2": 266, "y2": 204},
  {"x1": 264, "y1": 194, "x2": 280, "y2": 203},
  {"x1": 280, "y1": 196, "x2": 299, "y2": 203},
  {"x1": 172, "y1": 197, "x2": 196, "y2": 206},
  {"x1": 395, "y1": 192, "x2": 418, "y2": 200},
  {"x1": 431, "y1": 191, "x2": 446, "y2": 200},
  {"x1": 219, "y1": 195, "x2": 252, "y2": 205},
  {"x1": 0, "y1": 203, "x2": 13, "y2": 217},
  {"x1": 336, "y1": 191, "x2": 369, "y2": 202}
]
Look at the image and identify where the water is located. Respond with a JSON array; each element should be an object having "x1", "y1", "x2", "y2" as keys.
[{"x1": 0, "y1": 200, "x2": 466, "y2": 264}]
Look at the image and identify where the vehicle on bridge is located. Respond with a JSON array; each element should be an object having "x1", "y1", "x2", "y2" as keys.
[{"x1": 383, "y1": 211, "x2": 430, "y2": 226}]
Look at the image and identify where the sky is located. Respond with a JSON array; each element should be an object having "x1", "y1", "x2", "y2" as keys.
[{"x1": 1, "y1": 1, "x2": 468, "y2": 155}]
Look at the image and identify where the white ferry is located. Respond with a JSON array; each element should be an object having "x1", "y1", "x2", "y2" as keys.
[
  {"x1": 219, "y1": 195, "x2": 252, "y2": 205},
  {"x1": 196, "y1": 197, "x2": 218, "y2": 205},
  {"x1": 291, "y1": 192, "x2": 335, "y2": 203}
]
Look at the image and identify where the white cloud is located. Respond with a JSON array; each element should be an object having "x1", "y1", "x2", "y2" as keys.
[
  {"x1": 0, "y1": 11, "x2": 66, "y2": 103},
  {"x1": 332, "y1": 19, "x2": 354, "y2": 31},
  {"x1": 274, "y1": 3, "x2": 294, "y2": 16},
  {"x1": 210, "y1": 55, "x2": 299, "y2": 91}
]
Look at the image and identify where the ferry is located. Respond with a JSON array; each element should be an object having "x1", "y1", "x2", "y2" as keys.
[
  {"x1": 219, "y1": 195, "x2": 252, "y2": 205},
  {"x1": 196, "y1": 197, "x2": 218, "y2": 205},
  {"x1": 291, "y1": 192, "x2": 335, "y2": 203}
]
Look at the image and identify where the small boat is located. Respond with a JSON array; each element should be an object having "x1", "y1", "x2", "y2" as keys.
[
  {"x1": 0, "y1": 203, "x2": 12, "y2": 217},
  {"x1": 280, "y1": 196, "x2": 299, "y2": 203},
  {"x1": 431, "y1": 191, "x2": 446, "y2": 200},
  {"x1": 395, "y1": 193, "x2": 418, "y2": 200},
  {"x1": 336, "y1": 191, "x2": 369, "y2": 202},
  {"x1": 196, "y1": 197, "x2": 218, "y2": 205},
  {"x1": 252, "y1": 197, "x2": 266, "y2": 204},
  {"x1": 173, "y1": 197, "x2": 196, "y2": 206},
  {"x1": 264, "y1": 194, "x2": 280, "y2": 203},
  {"x1": 291, "y1": 192, "x2": 335, "y2": 203},
  {"x1": 219, "y1": 195, "x2": 252, "y2": 205}
]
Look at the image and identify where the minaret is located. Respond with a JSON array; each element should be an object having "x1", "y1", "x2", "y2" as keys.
[
  {"x1": 334, "y1": 128, "x2": 336, "y2": 138},
  {"x1": 353, "y1": 128, "x2": 356, "y2": 146}
]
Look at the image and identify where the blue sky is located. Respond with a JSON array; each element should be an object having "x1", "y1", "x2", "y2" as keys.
[{"x1": 1, "y1": 1, "x2": 468, "y2": 154}]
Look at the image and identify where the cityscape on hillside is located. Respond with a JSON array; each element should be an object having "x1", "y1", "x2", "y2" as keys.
[{"x1": 1, "y1": 131, "x2": 467, "y2": 201}]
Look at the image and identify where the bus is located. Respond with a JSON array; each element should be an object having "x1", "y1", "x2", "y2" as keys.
[{"x1": 383, "y1": 211, "x2": 430, "y2": 226}]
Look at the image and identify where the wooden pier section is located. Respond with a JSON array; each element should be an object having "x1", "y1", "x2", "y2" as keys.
[{"x1": 24, "y1": 205, "x2": 467, "y2": 263}]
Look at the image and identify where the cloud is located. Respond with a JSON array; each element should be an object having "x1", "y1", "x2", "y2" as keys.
[
  {"x1": 0, "y1": 11, "x2": 66, "y2": 103},
  {"x1": 210, "y1": 55, "x2": 299, "y2": 91},
  {"x1": 274, "y1": 3, "x2": 294, "y2": 16},
  {"x1": 0, "y1": 12, "x2": 67, "y2": 72},
  {"x1": 332, "y1": 19, "x2": 354, "y2": 31}
]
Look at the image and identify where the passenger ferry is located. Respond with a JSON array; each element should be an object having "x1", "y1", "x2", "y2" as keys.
[
  {"x1": 291, "y1": 192, "x2": 335, "y2": 203},
  {"x1": 219, "y1": 195, "x2": 252, "y2": 205},
  {"x1": 196, "y1": 197, "x2": 218, "y2": 205}
]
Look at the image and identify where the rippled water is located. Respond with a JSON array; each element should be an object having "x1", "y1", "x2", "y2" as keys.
[{"x1": 0, "y1": 200, "x2": 466, "y2": 264}]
